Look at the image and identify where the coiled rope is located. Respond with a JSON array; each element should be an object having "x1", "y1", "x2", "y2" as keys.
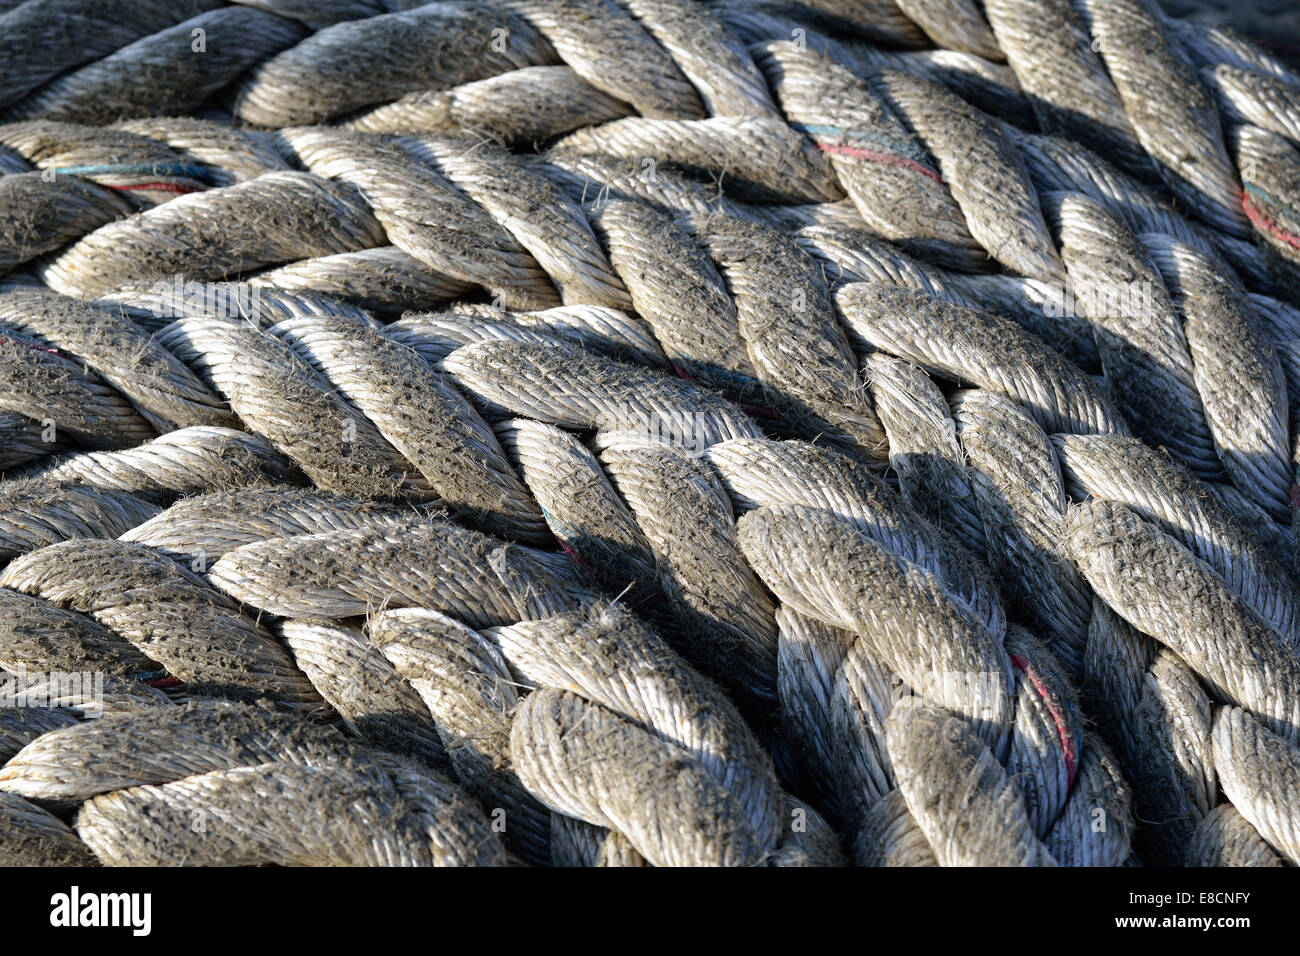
[{"x1": 1, "y1": 0, "x2": 1300, "y2": 867}]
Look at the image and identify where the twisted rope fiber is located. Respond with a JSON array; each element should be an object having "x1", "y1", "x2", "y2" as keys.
[{"x1": 2, "y1": 0, "x2": 1300, "y2": 867}]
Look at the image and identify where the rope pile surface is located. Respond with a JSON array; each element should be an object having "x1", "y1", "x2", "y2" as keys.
[{"x1": 1, "y1": 0, "x2": 1300, "y2": 868}]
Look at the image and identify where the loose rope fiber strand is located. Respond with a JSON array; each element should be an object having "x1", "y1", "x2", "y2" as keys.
[{"x1": 3, "y1": 0, "x2": 1300, "y2": 867}]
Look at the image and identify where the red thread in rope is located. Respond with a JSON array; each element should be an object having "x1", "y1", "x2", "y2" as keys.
[
  {"x1": 738, "y1": 401, "x2": 781, "y2": 421},
  {"x1": 0, "y1": 336, "x2": 59, "y2": 356},
  {"x1": 1244, "y1": 193, "x2": 1300, "y2": 252},
  {"x1": 1010, "y1": 653, "x2": 1078, "y2": 790},
  {"x1": 668, "y1": 361, "x2": 780, "y2": 420},
  {"x1": 556, "y1": 536, "x2": 591, "y2": 573},
  {"x1": 815, "y1": 142, "x2": 946, "y2": 185}
]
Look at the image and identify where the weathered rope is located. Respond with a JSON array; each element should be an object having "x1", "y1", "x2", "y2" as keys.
[
  {"x1": 870, "y1": 68, "x2": 1065, "y2": 281},
  {"x1": 1076, "y1": 0, "x2": 1247, "y2": 235},
  {"x1": 208, "y1": 514, "x2": 580, "y2": 623},
  {"x1": 755, "y1": 41, "x2": 984, "y2": 271},
  {"x1": 836, "y1": 281, "x2": 1129, "y2": 436},
  {"x1": 1068, "y1": 499, "x2": 1300, "y2": 743},
  {"x1": 737, "y1": 502, "x2": 1017, "y2": 746},
  {"x1": 0, "y1": 701, "x2": 505, "y2": 865},
  {"x1": 266, "y1": 309, "x2": 549, "y2": 540},
  {"x1": 1211, "y1": 705, "x2": 1300, "y2": 864},
  {"x1": 0, "y1": 538, "x2": 324, "y2": 707},
  {"x1": 3, "y1": 0, "x2": 1300, "y2": 867},
  {"x1": 1053, "y1": 433, "x2": 1300, "y2": 641},
  {"x1": 368, "y1": 607, "x2": 553, "y2": 863},
  {"x1": 503, "y1": 419, "x2": 653, "y2": 593},
  {"x1": 863, "y1": 352, "x2": 989, "y2": 557},
  {"x1": 40, "y1": 171, "x2": 387, "y2": 298},
  {"x1": 0, "y1": 8, "x2": 307, "y2": 125},
  {"x1": 119, "y1": 486, "x2": 412, "y2": 563},
  {"x1": 349, "y1": 65, "x2": 634, "y2": 144},
  {"x1": 0, "y1": 288, "x2": 234, "y2": 434},
  {"x1": 232, "y1": 2, "x2": 556, "y2": 127},
  {"x1": 0, "y1": 0, "x2": 223, "y2": 110},
  {"x1": 706, "y1": 436, "x2": 1004, "y2": 635},
  {"x1": 0, "y1": 478, "x2": 159, "y2": 562},
  {"x1": 0, "y1": 327, "x2": 156, "y2": 450},
  {"x1": 443, "y1": 338, "x2": 763, "y2": 446},
  {"x1": 13, "y1": 426, "x2": 295, "y2": 499},
  {"x1": 693, "y1": 213, "x2": 888, "y2": 460},
  {"x1": 0, "y1": 789, "x2": 98, "y2": 866},
  {"x1": 983, "y1": 0, "x2": 1148, "y2": 173},
  {"x1": 1186, "y1": 803, "x2": 1284, "y2": 867},
  {"x1": 495, "y1": 604, "x2": 811, "y2": 865},
  {"x1": 600, "y1": 440, "x2": 779, "y2": 705},
  {"x1": 951, "y1": 388, "x2": 1090, "y2": 674},
  {"x1": 1141, "y1": 230, "x2": 1292, "y2": 518},
  {"x1": 886, "y1": 698, "x2": 1054, "y2": 866},
  {"x1": 277, "y1": 618, "x2": 448, "y2": 770},
  {"x1": 158, "y1": 315, "x2": 430, "y2": 499},
  {"x1": 1051, "y1": 191, "x2": 1224, "y2": 476}
]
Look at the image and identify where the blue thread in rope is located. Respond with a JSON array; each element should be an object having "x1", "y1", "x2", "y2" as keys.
[{"x1": 53, "y1": 162, "x2": 217, "y2": 184}]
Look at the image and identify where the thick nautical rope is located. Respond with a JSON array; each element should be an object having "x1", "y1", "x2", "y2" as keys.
[
  {"x1": 2, "y1": 0, "x2": 1300, "y2": 868},
  {"x1": 0, "y1": 700, "x2": 505, "y2": 866}
]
